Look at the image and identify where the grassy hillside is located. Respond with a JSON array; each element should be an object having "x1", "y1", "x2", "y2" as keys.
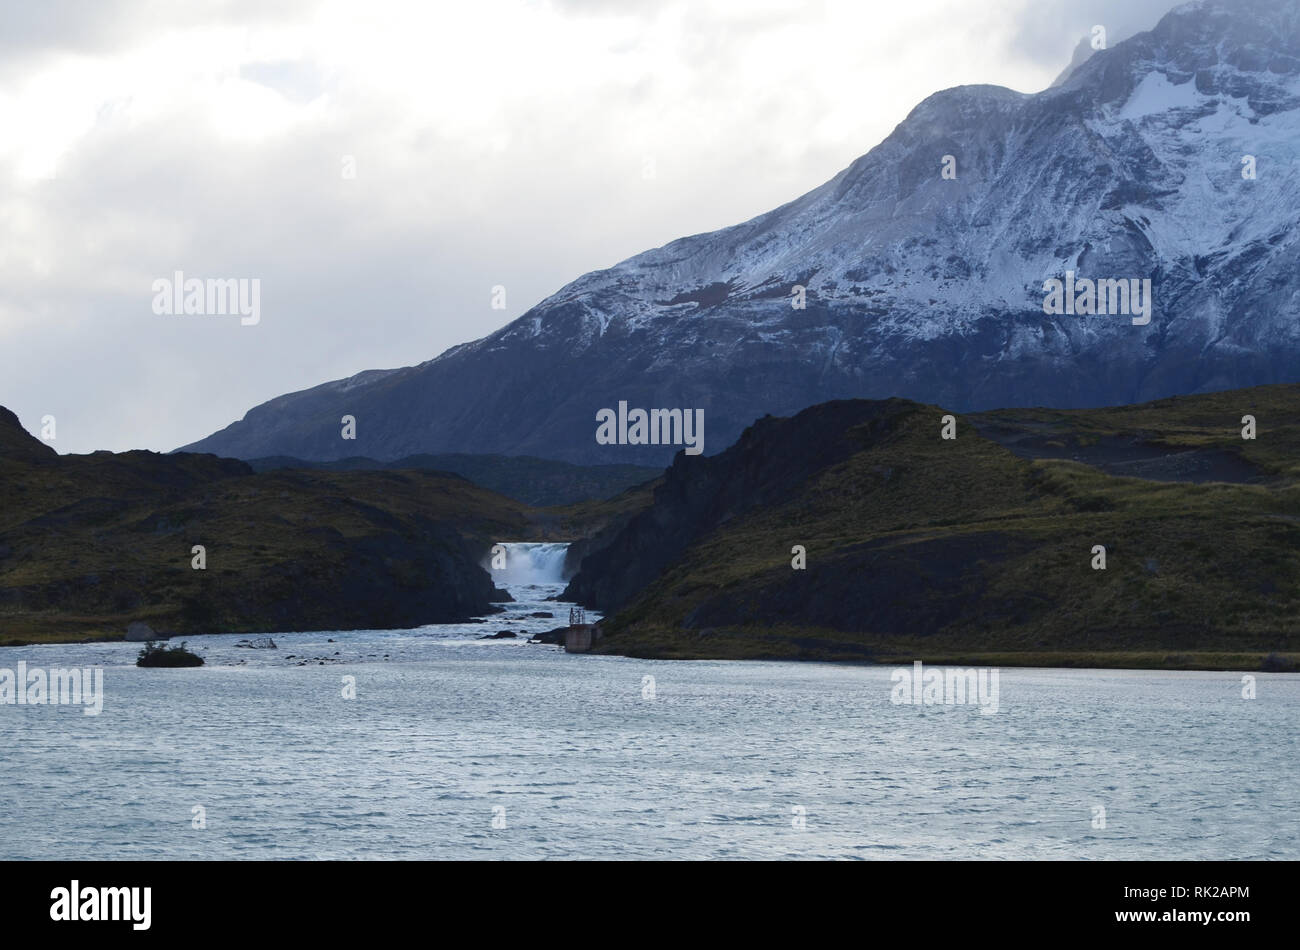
[
  {"x1": 568, "y1": 385, "x2": 1300, "y2": 670},
  {"x1": 0, "y1": 409, "x2": 539, "y2": 643}
]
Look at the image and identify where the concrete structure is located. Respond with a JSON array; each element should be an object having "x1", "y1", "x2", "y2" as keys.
[{"x1": 564, "y1": 623, "x2": 602, "y2": 653}]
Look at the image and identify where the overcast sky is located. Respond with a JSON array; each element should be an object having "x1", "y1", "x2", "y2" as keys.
[{"x1": 0, "y1": 0, "x2": 1179, "y2": 454}]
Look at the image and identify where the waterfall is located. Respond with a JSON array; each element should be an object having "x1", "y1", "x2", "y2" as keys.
[{"x1": 489, "y1": 542, "x2": 571, "y2": 586}]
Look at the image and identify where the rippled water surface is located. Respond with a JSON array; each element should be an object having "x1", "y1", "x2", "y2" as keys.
[{"x1": 3, "y1": 580, "x2": 1296, "y2": 859}]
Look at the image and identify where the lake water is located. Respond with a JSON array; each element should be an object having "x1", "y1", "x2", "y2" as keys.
[{"x1": 2, "y1": 568, "x2": 1296, "y2": 859}]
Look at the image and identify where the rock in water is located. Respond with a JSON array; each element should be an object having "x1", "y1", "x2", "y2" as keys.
[
  {"x1": 235, "y1": 637, "x2": 278, "y2": 649},
  {"x1": 125, "y1": 621, "x2": 157, "y2": 642}
]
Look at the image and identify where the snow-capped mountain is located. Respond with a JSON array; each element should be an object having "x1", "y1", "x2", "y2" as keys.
[{"x1": 182, "y1": 0, "x2": 1300, "y2": 466}]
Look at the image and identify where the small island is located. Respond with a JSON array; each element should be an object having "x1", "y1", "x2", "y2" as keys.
[{"x1": 136, "y1": 640, "x2": 204, "y2": 668}]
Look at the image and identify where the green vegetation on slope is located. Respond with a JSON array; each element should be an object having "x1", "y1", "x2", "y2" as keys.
[
  {"x1": 0, "y1": 410, "x2": 543, "y2": 642},
  {"x1": 574, "y1": 386, "x2": 1300, "y2": 670}
]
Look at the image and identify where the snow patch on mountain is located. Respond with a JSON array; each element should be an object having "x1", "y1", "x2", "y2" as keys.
[{"x1": 1120, "y1": 71, "x2": 1204, "y2": 119}]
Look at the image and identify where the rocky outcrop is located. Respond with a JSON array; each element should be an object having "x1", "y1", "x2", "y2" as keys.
[
  {"x1": 0, "y1": 407, "x2": 57, "y2": 463},
  {"x1": 125, "y1": 622, "x2": 164, "y2": 642}
]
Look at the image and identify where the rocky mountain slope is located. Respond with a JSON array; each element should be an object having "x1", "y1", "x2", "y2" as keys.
[{"x1": 182, "y1": 0, "x2": 1300, "y2": 466}]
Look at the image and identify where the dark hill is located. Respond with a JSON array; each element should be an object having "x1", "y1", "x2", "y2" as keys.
[
  {"x1": 246, "y1": 453, "x2": 660, "y2": 507},
  {"x1": 0, "y1": 407, "x2": 57, "y2": 463},
  {"x1": 563, "y1": 384, "x2": 1300, "y2": 669},
  {"x1": 0, "y1": 409, "x2": 530, "y2": 643}
]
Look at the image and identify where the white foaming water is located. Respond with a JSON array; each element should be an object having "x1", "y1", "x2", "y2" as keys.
[{"x1": 490, "y1": 542, "x2": 571, "y2": 587}]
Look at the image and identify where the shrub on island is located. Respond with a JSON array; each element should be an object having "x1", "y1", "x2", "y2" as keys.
[{"x1": 136, "y1": 641, "x2": 204, "y2": 668}]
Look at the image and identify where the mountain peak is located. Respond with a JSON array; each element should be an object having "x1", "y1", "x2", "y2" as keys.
[
  {"x1": 1055, "y1": 0, "x2": 1300, "y2": 106},
  {"x1": 1051, "y1": 36, "x2": 1099, "y2": 89},
  {"x1": 180, "y1": 0, "x2": 1300, "y2": 466}
]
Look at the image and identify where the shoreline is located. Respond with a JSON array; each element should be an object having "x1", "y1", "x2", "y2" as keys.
[
  {"x1": 3, "y1": 631, "x2": 1296, "y2": 673},
  {"x1": 597, "y1": 647, "x2": 1300, "y2": 673}
]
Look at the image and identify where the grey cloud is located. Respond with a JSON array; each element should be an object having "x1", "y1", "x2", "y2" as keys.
[
  {"x1": 1007, "y1": 0, "x2": 1183, "y2": 71},
  {"x1": 0, "y1": 0, "x2": 319, "y2": 65}
]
